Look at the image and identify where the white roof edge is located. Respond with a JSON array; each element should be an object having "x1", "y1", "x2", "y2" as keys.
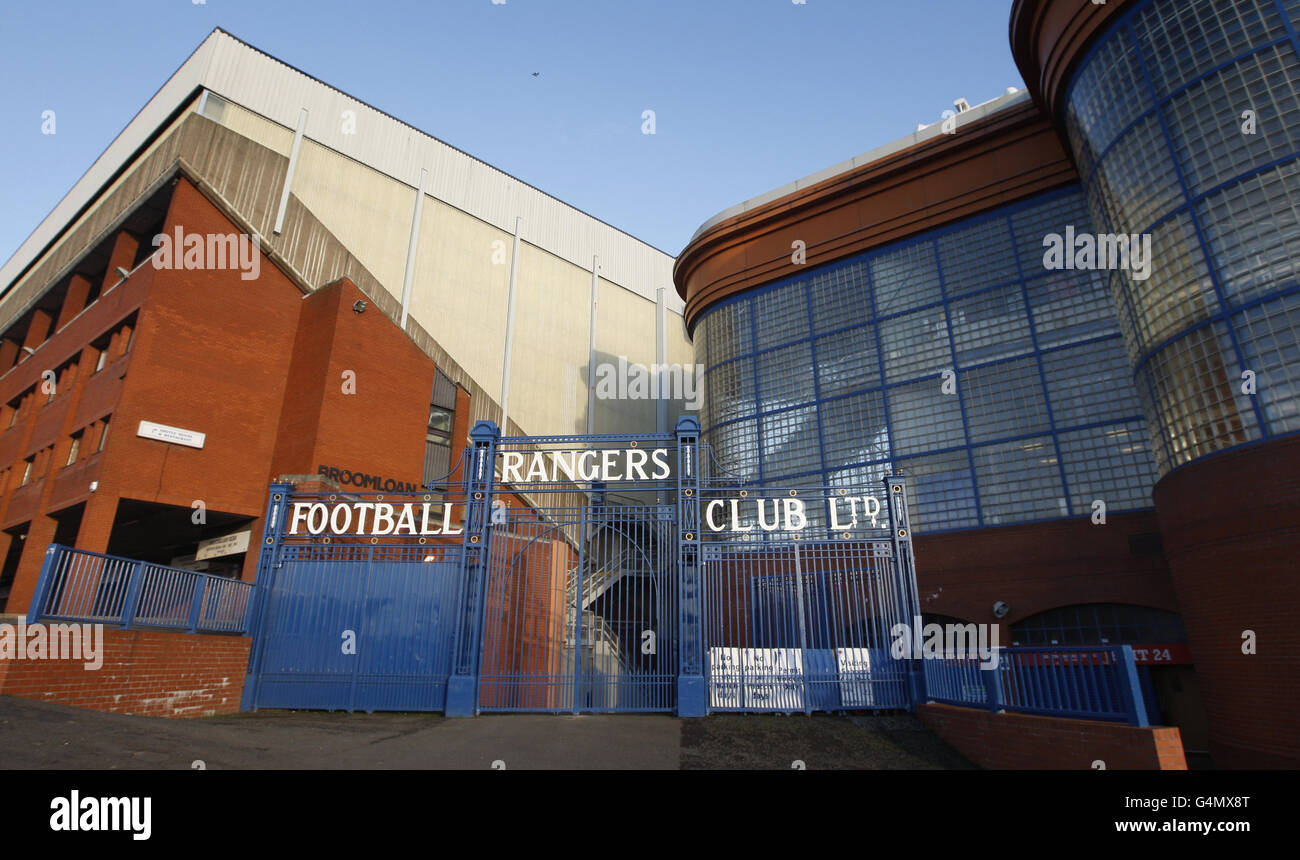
[
  {"x1": 685, "y1": 89, "x2": 1033, "y2": 245},
  {"x1": 1, "y1": 29, "x2": 684, "y2": 314}
]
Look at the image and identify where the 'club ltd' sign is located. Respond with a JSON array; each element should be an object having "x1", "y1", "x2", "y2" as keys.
[{"x1": 285, "y1": 448, "x2": 887, "y2": 537}]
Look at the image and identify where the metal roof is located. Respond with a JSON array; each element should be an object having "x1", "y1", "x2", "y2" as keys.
[{"x1": 1, "y1": 29, "x2": 681, "y2": 313}]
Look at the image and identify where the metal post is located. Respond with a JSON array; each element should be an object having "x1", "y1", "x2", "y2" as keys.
[
  {"x1": 586, "y1": 255, "x2": 599, "y2": 435},
  {"x1": 120, "y1": 561, "x2": 146, "y2": 629},
  {"x1": 399, "y1": 167, "x2": 429, "y2": 331},
  {"x1": 573, "y1": 502, "x2": 589, "y2": 714},
  {"x1": 792, "y1": 539, "x2": 811, "y2": 715},
  {"x1": 241, "y1": 482, "x2": 294, "y2": 712},
  {"x1": 675, "y1": 416, "x2": 707, "y2": 717},
  {"x1": 1115, "y1": 645, "x2": 1150, "y2": 727},
  {"x1": 656, "y1": 287, "x2": 668, "y2": 435},
  {"x1": 499, "y1": 217, "x2": 523, "y2": 434},
  {"x1": 185, "y1": 574, "x2": 206, "y2": 633},
  {"x1": 886, "y1": 475, "x2": 924, "y2": 709},
  {"x1": 446, "y1": 420, "x2": 500, "y2": 717}
]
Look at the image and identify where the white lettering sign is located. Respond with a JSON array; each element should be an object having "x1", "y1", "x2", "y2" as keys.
[{"x1": 137, "y1": 420, "x2": 205, "y2": 449}]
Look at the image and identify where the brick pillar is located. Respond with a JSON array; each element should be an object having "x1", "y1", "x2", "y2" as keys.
[
  {"x1": 101, "y1": 232, "x2": 140, "y2": 295},
  {"x1": 55, "y1": 274, "x2": 93, "y2": 331},
  {"x1": 0, "y1": 338, "x2": 20, "y2": 371},
  {"x1": 19, "y1": 309, "x2": 53, "y2": 360},
  {"x1": 2, "y1": 514, "x2": 58, "y2": 614}
]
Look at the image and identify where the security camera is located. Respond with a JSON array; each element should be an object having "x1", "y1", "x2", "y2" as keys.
[
  {"x1": 992, "y1": 601, "x2": 1010, "y2": 619},
  {"x1": 352, "y1": 300, "x2": 368, "y2": 313}
]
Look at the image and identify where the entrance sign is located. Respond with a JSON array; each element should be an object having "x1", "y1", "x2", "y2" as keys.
[
  {"x1": 196, "y1": 529, "x2": 251, "y2": 560},
  {"x1": 242, "y1": 417, "x2": 923, "y2": 717}
]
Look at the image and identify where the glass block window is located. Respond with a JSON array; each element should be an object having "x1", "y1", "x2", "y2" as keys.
[
  {"x1": 760, "y1": 406, "x2": 821, "y2": 479},
  {"x1": 820, "y1": 391, "x2": 890, "y2": 467},
  {"x1": 870, "y1": 242, "x2": 942, "y2": 315},
  {"x1": 1233, "y1": 291, "x2": 1300, "y2": 435},
  {"x1": 1026, "y1": 269, "x2": 1118, "y2": 348},
  {"x1": 961, "y1": 357, "x2": 1052, "y2": 443},
  {"x1": 1197, "y1": 158, "x2": 1300, "y2": 307},
  {"x1": 896, "y1": 450, "x2": 979, "y2": 532},
  {"x1": 949, "y1": 285, "x2": 1034, "y2": 366},
  {"x1": 936, "y1": 217, "x2": 1020, "y2": 298},
  {"x1": 1042, "y1": 338, "x2": 1144, "y2": 428},
  {"x1": 1134, "y1": 0, "x2": 1285, "y2": 97},
  {"x1": 1058, "y1": 421, "x2": 1159, "y2": 513},
  {"x1": 887, "y1": 378, "x2": 965, "y2": 455},
  {"x1": 973, "y1": 436, "x2": 1067, "y2": 524},
  {"x1": 810, "y1": 260, "x2": 872, "y2": 333},
  {"x1": 814, "y1": 326, "x2": 880, "y2": 397},
  {"x1": 879, "y1": 308, "x2": 952, "y2": 383},
  {"x1": 756, "y1": 342, "x2": 814, "y2": 413},
  {"x1": 753, "y1": 282, "x2": 810, "y2": 351}
]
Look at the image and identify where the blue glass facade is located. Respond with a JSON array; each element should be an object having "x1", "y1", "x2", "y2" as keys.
[
  {"x1": 1063, "y1": 0, "x2": 1300, "y2": 474},
  {"x1": 694, "y1": 186, "x2": 1160, "y2": 535}
]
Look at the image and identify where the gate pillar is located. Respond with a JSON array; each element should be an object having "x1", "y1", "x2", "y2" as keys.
[
  {"x1": 674, "y1": 416, "x2": 707, "y2": 717},
  {"x1": 886, "y1": 475, "x2": 926, "y2": 709},
  {"x1": 241, "y1": 481, "x2": 293, "y2": 712},
  {"x1": 446, "y1": 420, "x2": 499, "y2": 717}
]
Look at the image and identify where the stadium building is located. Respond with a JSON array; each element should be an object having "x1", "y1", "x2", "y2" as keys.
[{"x1": 675, "y1": 0, "x2": 1300, "y2": 767}]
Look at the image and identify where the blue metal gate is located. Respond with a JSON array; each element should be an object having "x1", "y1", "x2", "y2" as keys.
[{"x1": 242, "y1": 417, "x2": 922, "y2": 716}]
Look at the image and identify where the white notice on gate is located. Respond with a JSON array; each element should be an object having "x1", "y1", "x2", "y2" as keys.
[
  {"x1": 708, "y1": 647, "x2": 744, "y2": 709},
  {"x1": 836, "y1": 647, "x2": 874, "y2": 708},
  {"x1": 743, "y1": 648, "x2": 804, "y2": 710}
]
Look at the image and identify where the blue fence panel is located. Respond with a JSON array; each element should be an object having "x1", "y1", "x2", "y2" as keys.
[
  {"x1": 922, "y1": 645, "x2": 1149, "y2": 726},
  {"x1": 28, "y1": 544, "x2": 252, "y2": 634}
]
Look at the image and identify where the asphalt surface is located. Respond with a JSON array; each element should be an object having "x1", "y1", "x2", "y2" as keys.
[{"x1": 0, "y1": 696, "x2": 972, "y2": 770}]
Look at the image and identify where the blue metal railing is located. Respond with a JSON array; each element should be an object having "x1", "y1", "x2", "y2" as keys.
[
  {"x1": 27, "y1": 544, "x2": 253, "y2": 634},
  {"x1": 922, "y1": 645, "x2": 1149, "y2": 726}
]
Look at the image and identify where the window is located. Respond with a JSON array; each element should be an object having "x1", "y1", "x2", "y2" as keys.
[
  {"x1": 20, "y1": 457, "x2": 33, "y2": 487},
  {"x1": 424, "y1": 372, "x2": 458, "y2": 487},
  {"x1": 96, "y1": 417, "x2": 110, "y2": 453},
  {"x1": 94, "y1": 347, "x2": 108, "y2": 373},
  {"x1": 65, "y1": 432, "x2": 82, "y2": 467}
]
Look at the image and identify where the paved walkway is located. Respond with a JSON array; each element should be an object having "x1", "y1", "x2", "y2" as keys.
[{"x1": 0, "y1": 696, "x2": 972, "y2": 769}]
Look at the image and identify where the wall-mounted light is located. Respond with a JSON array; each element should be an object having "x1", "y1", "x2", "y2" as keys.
[
  {"x1": 352, "y1": 300, "x2": 368, "y2": 314},
  {"x1": 89, "y1": 481, "x2": 99, "y2": 493}
]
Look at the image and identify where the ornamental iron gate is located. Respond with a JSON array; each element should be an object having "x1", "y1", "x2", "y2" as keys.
[{"x1": 242, "y1": 417, "x2": 922, "y2": 716}]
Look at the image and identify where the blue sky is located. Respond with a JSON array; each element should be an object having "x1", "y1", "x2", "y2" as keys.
[{"x1": 0, "y1": 0, "x2": 1025, "y2": 261}]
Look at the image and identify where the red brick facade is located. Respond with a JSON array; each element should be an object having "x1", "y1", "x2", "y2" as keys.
[
  {"x1": 1152, "y1": 434, "x2": 1300, "y2": 769},
  {"x1": 0, "y1": 176, "x2": 465, "y2": 614},
  {"x1": 918, "y1": 702, "x2": 1188, "y2": 770},
  {"x1": 0, "y1": 628, "x2": 249, "y2": 717}
]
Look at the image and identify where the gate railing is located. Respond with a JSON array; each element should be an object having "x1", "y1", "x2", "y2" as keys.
[
  {"x1": 922, "y1": 645, "x2": 1149, "y2": 726},
  {"x1": 27, "y1": 544, "x2": 253, "y2": 634}
]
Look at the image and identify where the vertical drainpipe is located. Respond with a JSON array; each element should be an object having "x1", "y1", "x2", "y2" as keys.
[
  {"x1": 656, "y1": 287, "x2": 668, "y2": 435},
  {"x1": 273, "y1": 108, "x2": 309, "y2": 236},
  {"x1": 586, "y1": 255, "x2": 599, "y2": 435},
  {"x1": 399, "y1": 168, "x2": 429, "y2": 331},
  {"x1": 499, "y1": 216, "x2": 523, "y2": 435}
]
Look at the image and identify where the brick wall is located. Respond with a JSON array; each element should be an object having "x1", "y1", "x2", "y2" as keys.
[
  {"x1": 1152, "y1": 433, "x2": 1300, "y2": 769},
  {"x1": 0, "y1": 627, "x2": 249, "y2": 717},
  {"x1": 918, "y1": 702, "x2": 1187, "y2": 770}
]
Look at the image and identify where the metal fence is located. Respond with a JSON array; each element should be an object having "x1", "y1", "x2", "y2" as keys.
[
  {"x1": 28, "y1": 544, "x2": 254, "y2": 634},
  {"x1": 922, "y1": 645, "x2": 1150, "y2": 726}
]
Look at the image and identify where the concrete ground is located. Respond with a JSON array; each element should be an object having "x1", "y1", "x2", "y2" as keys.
[{"x1": 0, "y1": 696, "x2": 972, "y2": 769}]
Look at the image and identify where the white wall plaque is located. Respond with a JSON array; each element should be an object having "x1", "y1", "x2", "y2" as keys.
[{"x1": 137, "y1": 420, "x2": 205, "y2": 449}]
